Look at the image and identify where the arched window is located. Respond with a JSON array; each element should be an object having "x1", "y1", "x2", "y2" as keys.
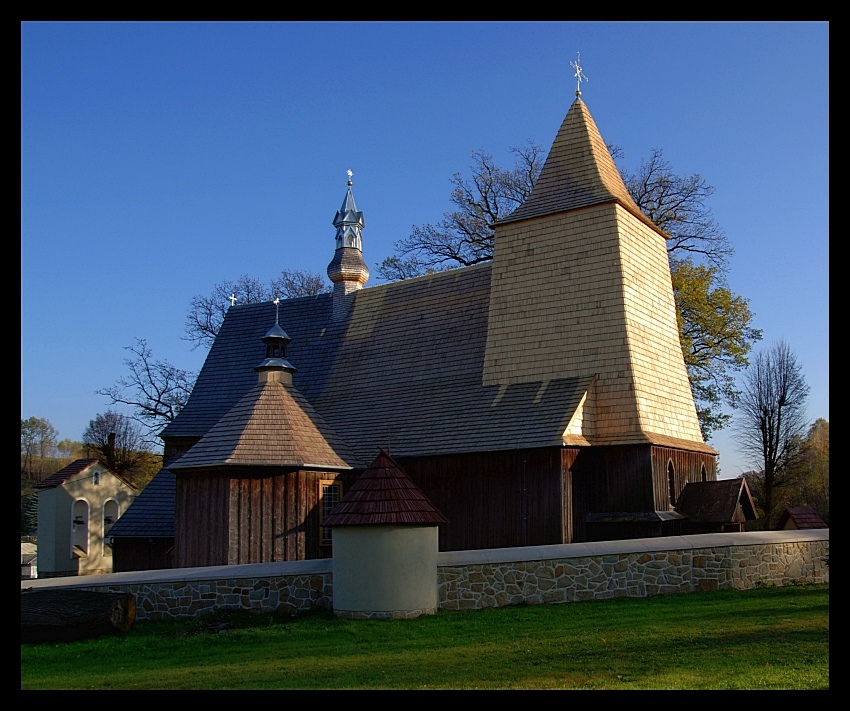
[
  {"x1": 103, "y1": 499, "x2": 120, "y2": 557},
  {"x1": 701, "y1": 464, "x2": 707, "y2": 482},
  {"x1": 71, "y1": 499, "x2": 89, "y2": 557},
  {"x1": 667, "y1": 461, "x2": 676, "y2": 508}
]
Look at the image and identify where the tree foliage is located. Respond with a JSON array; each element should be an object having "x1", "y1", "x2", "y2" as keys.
[
  {"x1": 377, "y1": 142, "x2": 759, "y2": 439},
  {"x1": 183, "y1": 270, "x2": 330, "y2": 350},
  {"x1": 784, "y1": 418, "x2": 829, "y2": 526},
  {"x1": 96, "y1": 338, "x2": 196, "y2": 444},
  {"x1": 671, "y1": 260, "x2": 762, "y2": 438},
  {"x1": 736, "y1": 340, "x2": 810, "y2": 528},
  {"x1": 21, "y1": 492, "x2": 38, "y2": 537}
]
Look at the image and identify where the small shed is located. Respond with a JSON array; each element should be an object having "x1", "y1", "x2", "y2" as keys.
[
  {"x1": 776, "y1": 506, "x2": 827, "y2": 530},
  {"x1": 675, "y1": 478, "x2": 758, "y2": 534},
  {"x1": 323, "y1": 449, "x2": 447, "y2": 619}
]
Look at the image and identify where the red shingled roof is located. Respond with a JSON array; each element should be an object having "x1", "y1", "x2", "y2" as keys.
[
  {"x1": 323, "y1": 449, "x2": 448, "y2": 527},
  {"x1": 35, "y1": 458, "x2": 137, "y2": 490},
  {"x1": 776, "y1": 506, "x2": 827, "y2": 530}
]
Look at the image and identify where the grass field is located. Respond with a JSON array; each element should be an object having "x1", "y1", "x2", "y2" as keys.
[{"x1": 21, "y1": 583, "x2": 828, "y2": 690}]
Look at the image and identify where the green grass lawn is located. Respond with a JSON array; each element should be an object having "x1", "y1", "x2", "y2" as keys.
[{"x1": 21, "y1": 583, "x2": 828, "y2": 690}]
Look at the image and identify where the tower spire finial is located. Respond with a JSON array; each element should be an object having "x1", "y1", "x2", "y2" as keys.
[
  {"x1": 347, "y1": 168, "x2": 353, "y2": 186},
  {"x1": 570, "y1": 51, "x2": 588, "y2": 97}
]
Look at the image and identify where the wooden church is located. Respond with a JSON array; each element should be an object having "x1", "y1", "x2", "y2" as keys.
[{"x1": 110, "y1": 81, "x2": 728, "y2": 572}]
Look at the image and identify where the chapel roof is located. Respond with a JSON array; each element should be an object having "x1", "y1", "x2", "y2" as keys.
[
  {"x1": 168, "y1": 379, "x2": 355, "y2": 471},
  {"x1": 35, "y1": 458, "x2": 137, "y2": 490}
]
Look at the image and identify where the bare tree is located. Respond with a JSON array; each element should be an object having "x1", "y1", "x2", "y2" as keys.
[
  {"x1": 377, "y1": 143, "x2": 544, "y2": 281},
  {"x1": 736, "y1": 340, "x2": 810, "y2": 528},
  {"x1": 271, "y1": 269, "x2": 329, "y2": 300},
  {"x1": 96, "y1": 338, "x2": 196, "y2": 444},
  {"x1": 621, "y1": 147, "x2": 734, "y2": 272},
  {"x1": 183, "y1": 270, "x2": 330, "y2": 350},
  {"x1": 183, "y1": 274, "x2": 271, "y2": 351},
  {"x1": 83, "y1": 410, "x2": 154, "y2": 474}
]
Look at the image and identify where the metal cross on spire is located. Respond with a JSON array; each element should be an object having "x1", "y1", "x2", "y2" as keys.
[
  {"x1": 570, "y1": 52, "x2": 588, "y2": 96},
  {"x1": 347, "y1": 168, "x2": 353, "y2": 186},
  {"x1": 229, "y1": 293, "x2": 237, "y2": 307},
  {"x1": 273, "y1": 297, "x2": 280, "y2": 324}
]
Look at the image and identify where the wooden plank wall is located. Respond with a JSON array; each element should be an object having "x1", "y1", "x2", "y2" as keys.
[
  {"x1": 227, "y1": 469, "x2": 354, "y2": 564},
  {"x1": 175, "y1": 472, "x2": 230, "y2": 568},
  {"x1": 650, "y1": 446, "x2": 718, "y2": 512},
  {"x1": 175, "y1": 469, "x2": 357, "y2": 567},
  {"x1": 111, "y1": 539, "x2": 173, "y2": 573},
  {"x1": 397, "y1": 448, "x2": 565, "y2": 552},
  {"x1": 569, "y1": 445, "x2": 716, "y2": 542}
]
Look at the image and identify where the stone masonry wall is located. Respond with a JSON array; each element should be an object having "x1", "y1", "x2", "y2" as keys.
[
  {"x1": 437, "y1": 539, "x2": 828, "y2": 611},
  {"x1": 21, "y1": 531, "x2": 828, "y2": 621}
]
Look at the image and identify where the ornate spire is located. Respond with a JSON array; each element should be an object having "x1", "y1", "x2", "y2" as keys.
[
  {"x1": 255, "y1": 297, "x2": 297, "y2": 383},
  {"x1": 332, "y1": 169, "x2": 365, "y2": 250},
  {"x1": 327, "y1": 170, "x2": 370, "y2": 320}
]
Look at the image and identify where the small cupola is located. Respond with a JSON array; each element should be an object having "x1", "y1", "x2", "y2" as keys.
[
  {"x1": 255, "y1": 297, "x2": 297, "y2": 385},
  {"x1": 327, "y1": 170, "x2": 369, "y2": 320}
]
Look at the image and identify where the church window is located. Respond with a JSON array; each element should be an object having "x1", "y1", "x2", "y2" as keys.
[{"x1": 319, "y1": 480, "x2": 342, "y2": 546}]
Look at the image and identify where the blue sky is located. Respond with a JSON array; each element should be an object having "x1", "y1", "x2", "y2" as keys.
[{"x1": 21, "y1": 21, "x2": 828, "y2": 479}]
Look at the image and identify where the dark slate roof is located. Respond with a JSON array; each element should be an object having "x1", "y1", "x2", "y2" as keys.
[
  {"x1": 323, "y1": 449, "x2": 448, "y2": 526},
  {"x1": 499, "y1": 97, "x2": 658, "y2": 234},
  {"x1": 776, "y1": 506, "x2": 827, "y2": 530},
  {"x1": 35, "y1": 458, "x2": 137, "y2": 490},
  {"x1": 675, "y1": 479, "x2": 758, "y2": 523},
  {"x1": 105, "y1": 469, "x2": 175, "y2": 538},
  {"x1": 168, "y1": 378, "x2": 355, "y2": 471},
  {"x1": 161, "y1": 265, "x2": 589, "y2": 466}
]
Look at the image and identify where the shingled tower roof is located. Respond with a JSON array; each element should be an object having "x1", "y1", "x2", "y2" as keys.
[
  {"x1": 169, "y1": 311, "x2": 354, "y2": 472},
  {"x1": 499, "y1": 96, "x2": 658, "y2": 234},
  {"x1": 323, "y1": 449, "x2": 448, "y2": 527}
]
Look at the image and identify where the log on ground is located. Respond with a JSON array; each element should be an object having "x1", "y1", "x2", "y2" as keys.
[{"x1": 21, "y1": 588, "x2": 136, "y2": 643}]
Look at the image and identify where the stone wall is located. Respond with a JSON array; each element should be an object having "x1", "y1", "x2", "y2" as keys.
[{"x1": 20, "y1": 530, "x2": 828, "y2": 621}]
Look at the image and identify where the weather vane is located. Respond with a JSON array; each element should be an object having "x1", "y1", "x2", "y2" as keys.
[
  {"x1": 347, "y1": 168, "x2": 353, "y2": 185},
  {"x1": 570, "y1": 52, "x2": 588, "y2": 96}
]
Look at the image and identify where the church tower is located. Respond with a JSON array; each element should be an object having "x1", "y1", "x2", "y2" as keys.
[{"x1": 483, "y1": 78, "x2": 708, "y2": 451}]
